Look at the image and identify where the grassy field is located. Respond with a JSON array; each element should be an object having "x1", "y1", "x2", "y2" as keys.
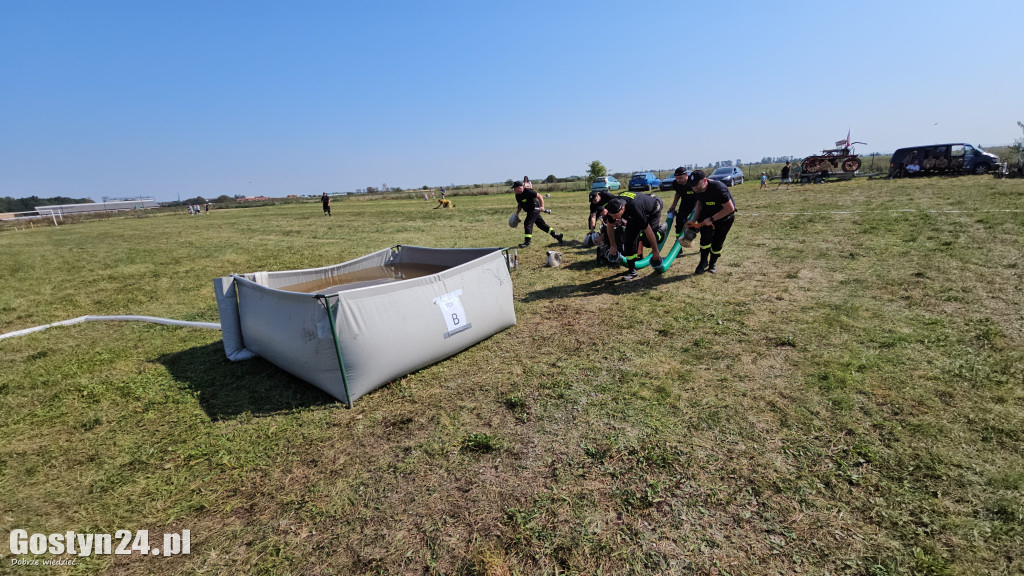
[{"x1": 1, "y1": 176, "x2": 1022, "y2": 575}]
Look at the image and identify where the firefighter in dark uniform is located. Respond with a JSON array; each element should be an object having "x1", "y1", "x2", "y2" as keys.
[
  {"x1": 687, "y1": 169, "x2": 737, "y2": 275},
  {"x1": 588, "y1": 189, "x2": 618, "y2": 231},
  {"x1": 665, "y1": 166, "x2": 699, "y2": 247},
  {"x1": 512, "y1": 181, "x2": 562, "y2": 248},
  {"x1": 602, "y1": 192, "x2": 665, "y2": 280}
]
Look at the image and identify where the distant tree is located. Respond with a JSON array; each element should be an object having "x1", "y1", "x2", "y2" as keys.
[
  {"x1": 184, "y1": 196, "x2": 207, "y2": 205},
  {"x1": 1, "y1": 196, "x2": 94, "y2": 212},
  {"x1": 215, "y1": 195, "x2": 234, "y2": 203},
  {"x1": 544, "y1": 174, "x2": 557, "y2": 183},
  {"x1": 422, "y1": 185, "x2": 430, "y2": 190},
  {"x1": 586, "y1": 160, "x2": 607, "y2": 184}
]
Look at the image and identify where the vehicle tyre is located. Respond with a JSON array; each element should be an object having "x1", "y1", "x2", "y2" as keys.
[{"x1": 974, "y1": 164, "x2": 990, "y2": 175}]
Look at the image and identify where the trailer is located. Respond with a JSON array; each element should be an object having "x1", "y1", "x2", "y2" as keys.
[{"x1": 793, "y1": 171, "x2": 885, "y2": 184}]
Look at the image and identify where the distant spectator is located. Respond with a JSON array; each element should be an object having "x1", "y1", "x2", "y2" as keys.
[
  {"x1": 906, "y1": 154, "x2": 921, "y2": 175},
  {"x1": 759, "y1": 172, "x2": 768, "y2": 190},
  {"x1": 321, "y1": 192, "x2": 331, "y2": 216},
  {"x1": 523, "y1": 176, "x2": 533, "y2": 189},
  {"x1": 775, "y1": 161, "x2": 792, "y2": 190}
]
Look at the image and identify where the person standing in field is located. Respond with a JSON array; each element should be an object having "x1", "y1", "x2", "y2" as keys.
[
  {"x1": 512, "y1": 180, "x2": 562, "y2": 248},
  {"x1": 523, "y1": 176, "x2": 533, "y2": 189},
  {"x1": 759, "y1": 172, "x2": 768, "y2": 190},
  {"x1": 321, "y1": 192, "x2": 331, "y2": 216},
  {"x1": 688, "y1": 170, "x2": 737, "y2": 275},
  {"x1": 775, "y1": 161, "x2": 792, "y2": 190}
]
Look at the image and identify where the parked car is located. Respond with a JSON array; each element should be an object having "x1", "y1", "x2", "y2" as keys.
[
  {"x1": 590, "y1": 176, "x2": 621, "y2": 193},
  {"x1": 659, "y1": 175, "x2": 677, "y2": 191},
  {"x1": 628, "y1": 172, "x2": 661, "y2": 191},
  {"x1": 708, "y1": 166, "x2": 744, "y2": 187},
  {"x1": 888, "y1": 143, "x2": 1001, "y2": 178}
]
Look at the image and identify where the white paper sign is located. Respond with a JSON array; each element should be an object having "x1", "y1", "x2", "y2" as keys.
[{"x1": 434, "y1": 289, "x2": 470, "y2": 337}]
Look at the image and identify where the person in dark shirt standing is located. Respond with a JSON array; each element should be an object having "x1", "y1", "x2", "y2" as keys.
[
  {"x1": 775, "y1": 161, "x2": 792, "y2": 190},
  {"x1": 321, "y1": 192, "x2": 331, "y2": 216},
  {"x1": 512, "y1": 181, "x2": 562, "y2": 248},
  {"x1": 602, "y1": 192, "x2": 665, "y2": 281},
  {"x1": 688, "y1": 170, "x2": 736, "y2": 275}
]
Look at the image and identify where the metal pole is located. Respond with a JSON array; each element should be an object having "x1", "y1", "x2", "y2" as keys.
[{"x1": 315, "y1": 294, "x2": 353, "y2": 408}]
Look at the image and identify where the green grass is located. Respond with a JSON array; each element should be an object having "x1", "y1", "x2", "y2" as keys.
[{"x1": 1, "y1": 176, "x2": 1023, "y2": 575}]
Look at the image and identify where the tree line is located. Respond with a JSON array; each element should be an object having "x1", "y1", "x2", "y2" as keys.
[{"x1": 0, "y1": 196, "x2": 94, "y2": 212}]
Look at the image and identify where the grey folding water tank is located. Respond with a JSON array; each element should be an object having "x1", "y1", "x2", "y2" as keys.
[{"x1": 214, "y1": 246, "x2": 516, "y2": 405}]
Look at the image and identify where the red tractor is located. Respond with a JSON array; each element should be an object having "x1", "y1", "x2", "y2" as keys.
[{"x1": 801, "y1": 137, "x2": 867, "y2": 174}]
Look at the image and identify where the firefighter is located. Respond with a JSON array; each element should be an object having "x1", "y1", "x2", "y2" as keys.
[
  {"x1": 512, "y1": 181, "x2": 562, "y2": 248},
  {"x1": 687, "y1": 170, "x2": 737, "y2": 274}
]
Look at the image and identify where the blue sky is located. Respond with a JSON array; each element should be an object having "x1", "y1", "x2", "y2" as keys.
[{"x1": 2, "y1": 0, "x2": 1021, "y2": 203}]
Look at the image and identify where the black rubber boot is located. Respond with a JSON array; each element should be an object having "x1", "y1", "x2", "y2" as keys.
[
  {"x1": 695, "y1": 249, "x2": 710, "y2": 275},
  {"x1": 707, "y1": 254, "x2": 719, "y2": 274}
]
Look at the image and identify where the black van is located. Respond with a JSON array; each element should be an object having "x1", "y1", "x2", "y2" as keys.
[{"x1": 888, "y1": 143, "x2": 1000, "y2": 178}]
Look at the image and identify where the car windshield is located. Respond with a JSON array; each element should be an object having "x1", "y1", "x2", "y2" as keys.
[{"x1": 711, "y1": 168, "x2": 732, "y2": 175}]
